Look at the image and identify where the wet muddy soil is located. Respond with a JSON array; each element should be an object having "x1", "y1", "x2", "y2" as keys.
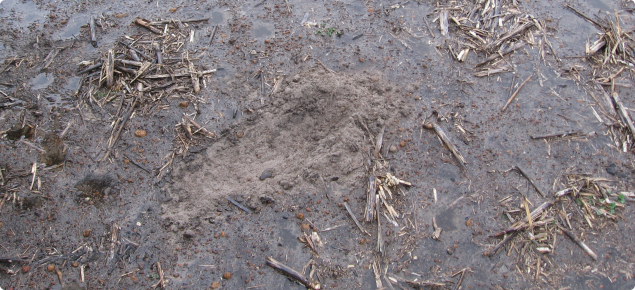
[{"x1": 1, "y1": 0, "x2": 635, "y2": 289}]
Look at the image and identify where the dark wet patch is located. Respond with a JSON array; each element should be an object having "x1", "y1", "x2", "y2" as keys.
[
  {"x1": 74, "y1": 174, "x2": 115, "y2": 201},
  {"x1": 5, "y1": 124, "x2": 34, "y2": 141},
  {"x1": 41, "y1": 132, "x2": 66, "y2": 166},
  {"x1": 436, "y1": 208, "x2": 458, "y2": 231},
  {"x1": 20, "y1": 195, "x2": 44, "y2": 210}
]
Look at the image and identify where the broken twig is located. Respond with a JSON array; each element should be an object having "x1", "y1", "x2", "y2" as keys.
[
  {"x1": 424, "y1": 122, "x2": 468, "y2": 171},
  {"x1": 502, "y1": 74, "x2": 532, "y2": 112},
  {"x1": 344, "y1": 202, "x2": 371, "y2": 236},
  {"x1": 266, "y1": 257, "x2": 320, "y2": 290}
]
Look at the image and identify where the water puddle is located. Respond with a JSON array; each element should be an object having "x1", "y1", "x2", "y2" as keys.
[
  {"x1": 43, "y1": 93, "x2": 70, "y2": 110},
  {"x1": 252, "y1": 21, "x2": 275, "y2": 41},
  {"x1": 64, "y1": 76, "x2": 82, "y2": 93},
  {"x1": 55, "y1": 13, "x2": 90, "y2": 40},
  {"x1": 207, "y1": 10, "x2": 226, "y2": 25},
  {"x1": 0, "y1": 0, "x2": 46, "y2": 26},
  {"x1": 586, "y1": 0, "x2": 617, "y2": 11},
  {"x1": 29, "y1": 73, "x2": 54, "y2": 90}
]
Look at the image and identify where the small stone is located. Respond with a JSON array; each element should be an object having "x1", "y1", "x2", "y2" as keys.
[
  {"x1": 280, "y1": 180, "x2": 293, "y2": 190},
  {"x1": 223, "y1": 272, "x2": 232, "y2": 279},
  {"x1": 47, "y1": 264, "x2": 55, "y2": 272},
  {"x1": 72, "y1": 262, "x2": 80, "y2": 267},
  {"x1": 447, "y1": 248, "x2": 453, "y2": 255},
  {"x1": 400, "y1": 140, "x2": 406, "y2": 147},
  {"x1": 211, "y1": 281, "x2": 220, "y2": 289},
  {"x1": 236, "y1": 132, "x2": 244, "y2": 138},
  {"x1": 301, "y1": 223, "x2": 310, "y2": 230},
  {"x1": 465, "y1": 219, "x2": 473, "y2": 227},
  {"x1": 606, "y1": 163, "x2": 618, "y2": 175},
  {"x1": 183, "y1": 230, "x2": 196, "y2": 239},
  {"x1": 296, "y1": 213, "x2": 304, "y2": 219},
  {"x1": 260, "y1": 170, "x2": 273, "y2": 180},
  {"x1": 83, "y1": 229, "x2": 91, "y2": 237},
  {"x1": 22, "y1": 265, "x2": 31, "y2": 273},
  {"x1": 259, "y1": 196, "x2": 275, "y2": 204},
  {"x1": 178, "y1": 101, "x2": 189, "y2": 108},
  {"x1": 134, "y1": 129, "x2": 147, "y2": 137},
  {"x1": 389, "y1": 145, "x2": 397, "y2": 153}
]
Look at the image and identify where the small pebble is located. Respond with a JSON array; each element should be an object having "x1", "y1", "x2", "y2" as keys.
[
  {"x1": 72, "y1": 262, "x2": 79, "y2": 267},
  {"x1": 223, "y1": 272, "x2": 232, "y2": 279},
  {"x1": 47, "y1": 265, "x2": 55, "y2": 272},
  {"x1": 259, "y1": 196, "x2": 275, "y2": 204},
  {"x1": 22, "y1": 265, "x2": 31, "y2": 273},
  {"x1": 606, "y1": 163, "x2": 618, "y2": 175},
  {"x1": 211, "y1": 281, "x2": 220, "y2": 289},
  {"x1": 134, "y1": 129, "x2": 147, "y2": 137},
  {"x1": 178, "y1": 101, "x2": 189, "y2": 108},
  {"x1": 296, "y1": 213, "x2": 304, "y2": 219},
  {"x1": 236, "y1": 132, "x2": 244, "y2": 138},
  {"x1": 465, "y1": 219, "x2": 473, "y2": 227},
  {"x1": 260, "y1": 169, "x2": 273, "y2": 180},
  {"x1": 183, "y1": 230, "x2": 196, "y2": 239},
  {"x1": 389, "y1": 145, "x2": 397, "y2": 153},
  {"x1": 301, "y1": 223, "x2": 310, "y2": 230},
  {"x1": 83, "y1": 229, "x2": 91, "y2": 237},
  {"x1": 400, "y1": 140, "x2": 406, "y2": 147}
]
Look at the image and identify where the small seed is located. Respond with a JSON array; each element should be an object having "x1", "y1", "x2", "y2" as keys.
[
  {"x1": 47, "y1": 265, "x2": 55, "y2": 272},
  {"x1": 223, "y1": 272, "x2": 232, "y2": 279},
  {"x1": 83, "y1": 229, "x2": 91, "y2": 237},
  {"x1": 134, "y1": 129, "x2": 147, "y2": 137}
]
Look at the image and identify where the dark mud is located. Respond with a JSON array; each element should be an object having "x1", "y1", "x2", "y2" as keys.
[{"x1": 1, "y1": 0, "x2": 635, "y2": 289}]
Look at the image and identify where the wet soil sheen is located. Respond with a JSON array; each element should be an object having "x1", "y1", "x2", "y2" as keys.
[{"x1": 1, "y1": 0, "x2": 635, "y2": 289}]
